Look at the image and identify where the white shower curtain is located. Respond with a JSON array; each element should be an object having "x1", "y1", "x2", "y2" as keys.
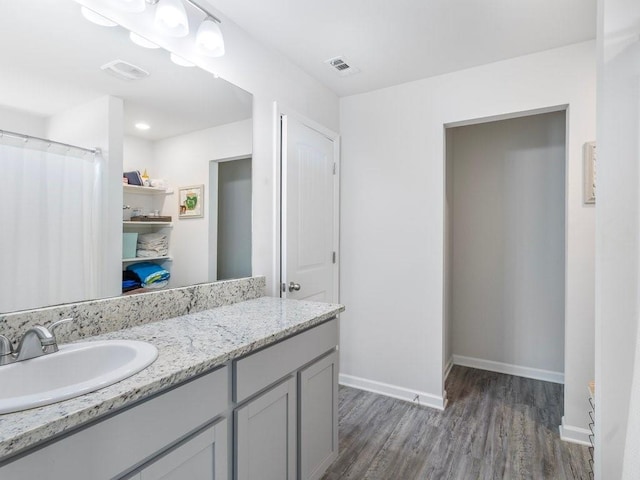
[{"x1": 0, "y1": 135, "x2": 103, "y2": 313}]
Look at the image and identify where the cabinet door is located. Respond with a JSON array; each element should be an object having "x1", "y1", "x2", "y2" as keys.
[
  {"x1": 299, "y1": 350, "x2": 339, "y2": 480},
  {"x1": 235, "y1": 376, "x2": 296, "y2": 480},
  {"x1": 135, "y1": 418, "x2": 227, "y2": 480}
]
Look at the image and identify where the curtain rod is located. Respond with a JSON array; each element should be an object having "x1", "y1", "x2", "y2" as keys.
[{"x1": 0, "y1": 129, "x2": 99, "y2": 155}]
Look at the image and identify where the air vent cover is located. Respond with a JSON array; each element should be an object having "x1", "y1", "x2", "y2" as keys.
[
  {"x1": 324, "y1": 56, "x2": 360, "y2": 77},
  {"x1": 101, "y1": 59, "x2": 149, "y2": 81}
]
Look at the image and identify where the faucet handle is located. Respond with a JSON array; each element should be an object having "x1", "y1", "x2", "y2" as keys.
[
  {"x1": 0, "y1": 336, "x2": 13, "y2": 366},
  {"x1": 0, "y1": 335, "x2": 12, "y2": 355},
  {"x1": 49, "y1": 318, "x2": 74, "y2": 342}
]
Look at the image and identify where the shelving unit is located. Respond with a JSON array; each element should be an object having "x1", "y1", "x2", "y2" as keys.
[{"x1": 122, "y1": 184, "x2": 173, "y2": 293}]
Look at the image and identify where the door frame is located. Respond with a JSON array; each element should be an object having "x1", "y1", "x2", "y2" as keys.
[
  {"x1": 442, "y1": 103, "x2": 569, "y2": 406},
  {"x1": 208, "y1": 154, "x2": 252, "y2": 282},
  {"x1": 275, "y1": 103, "x2": 340, "y2": 301}
]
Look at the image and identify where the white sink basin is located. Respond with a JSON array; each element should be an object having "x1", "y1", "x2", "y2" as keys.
[{"x1": 0, "y1": 340, "x2": 158, "y2": 414}]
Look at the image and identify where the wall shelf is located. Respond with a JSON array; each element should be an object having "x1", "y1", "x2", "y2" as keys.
[
  {"x1": 122, "y1": 256, "x2": 173, "y2": 264},
  {"x1": 123, "y1": 221, "x2": 173, "y2": 228},
  {"x1": 123, "y1": 184, "x2": 173, "y2": 195}
]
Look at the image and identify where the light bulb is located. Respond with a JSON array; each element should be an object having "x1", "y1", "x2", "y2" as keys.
[
  {"x1": 155, "y1": 0, "x2": 189, "y2": 37},
  {"x1": 129, "y1": 32, "x2": 160, "y2": 49},
  {"x1": 196, "y1": 18, "x2": 225, "y2": 57},
  {"x1": 81, "y1": 7, "x2": 118, "y2": 27}
]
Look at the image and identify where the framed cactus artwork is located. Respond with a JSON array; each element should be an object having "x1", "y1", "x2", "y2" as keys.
[{"x1": 178, "y1": 184, "x2": 204, "y2": 218}]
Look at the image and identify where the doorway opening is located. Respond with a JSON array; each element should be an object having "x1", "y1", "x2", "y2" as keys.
[
  {"x1": 209, "y1": 156, "x2": 252, "y2": 281},
  {"x1": 444, "y1": 110, "x2": 567, "y2": 392}
]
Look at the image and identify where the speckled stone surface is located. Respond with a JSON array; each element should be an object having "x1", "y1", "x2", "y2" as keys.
[
  {"x1": 0, "y1": 276, "x2": 265, "y2": 348},
  {"x1": 0, "y1": 296, "x2": 344, "y2": 461}
]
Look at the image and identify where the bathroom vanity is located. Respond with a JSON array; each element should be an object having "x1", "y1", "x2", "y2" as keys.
[{"x1": 0, "y1": 280, "x2": 343, "y2": 480}]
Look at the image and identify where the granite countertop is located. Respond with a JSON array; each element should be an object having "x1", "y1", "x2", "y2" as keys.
[{"x1": 0, "y1": 296, "x2": 344, "y2": 461}]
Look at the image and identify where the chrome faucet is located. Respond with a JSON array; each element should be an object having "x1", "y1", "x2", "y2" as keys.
[{"x1": 0, "y1": 318, "x2": 74, "y2": 365}]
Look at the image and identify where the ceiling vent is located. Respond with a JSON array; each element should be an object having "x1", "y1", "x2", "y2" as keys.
[
  {"x1": 324, "y1": 56, "x2": 360, "y2": 77},
  {"x1": 100, "y1": 60, "x2": 150, "y2": 81}
]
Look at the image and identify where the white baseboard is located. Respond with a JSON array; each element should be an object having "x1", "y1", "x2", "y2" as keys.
[
  {"x1": 339, "y1": 374, "x2": 446, "y2": 410},
  {"x1": 452, "y1": 355, "x2": 564, "y2": 384},
  {"x1": 559, "y1": 416, "x2": 592, "y2": 446},
  {"x1": 444, "y1": 357, "x2": 454, "y2": 381}
]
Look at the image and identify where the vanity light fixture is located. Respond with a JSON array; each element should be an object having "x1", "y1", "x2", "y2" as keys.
[
  {"x1": 79, "y1": 0, "x2": 226, "y2": 57},
  {"x1": 154, "y1": 0, "x2": 189, "y2": 37},
  {"x1": 81, "y1": 7, "x2": 118, "y2": 27},
  {"x1": 129, "y1": 32, "x2": 160, "y2": 49},
  {"x1": 170, "y1": 53, "x2": 195, "y2": 67}
]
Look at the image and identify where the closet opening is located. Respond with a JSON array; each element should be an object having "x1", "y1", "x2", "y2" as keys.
[
  {"x1": 444, "y1": 109, "x2": 567, "y2": 393},
  {"x1": 209, "y1": 156, "x2": 252, "y2": 281}
]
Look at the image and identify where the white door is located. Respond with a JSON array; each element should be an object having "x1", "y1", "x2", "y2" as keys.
[{"x1": 281, "y1": 115, "x2": 339, "y2": 302}]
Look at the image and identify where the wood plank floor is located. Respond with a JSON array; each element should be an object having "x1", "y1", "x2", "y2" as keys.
[{"x1": 321, "y1": 366, "x2": 591, "y2": 480}]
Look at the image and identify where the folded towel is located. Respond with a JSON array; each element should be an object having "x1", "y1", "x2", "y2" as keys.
[
  {"x1": 126, "y1": 262, "x2": 170, "y2": 286},
  {"x1": 137, "y1": 249, "x2": 168, "y2": 258},
  {"x1": 137, "y1": 232, "x2": 169, "y2": 257}
]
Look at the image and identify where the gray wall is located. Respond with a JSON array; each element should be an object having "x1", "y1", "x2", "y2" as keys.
[
  {"x1": 217, "y1": 158, "x2": 252, "y2": 280},
  {"x1": 449, "y1": 111, "x2": 566, "y2": 373}
]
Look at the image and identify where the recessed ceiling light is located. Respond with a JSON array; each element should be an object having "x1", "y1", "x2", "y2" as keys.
[
  {"x1": 170, "y1": 53, "x2": 195, "y2": 67},
  {"x1": 129, "y1": 32, "x2": 160, "y2": 49},
  {"x1": 81, "y1": 7, "x2": 118, "y2": 27},
  {"x1": 135, "y1": 123, "x2": 151, "y2": 130}
]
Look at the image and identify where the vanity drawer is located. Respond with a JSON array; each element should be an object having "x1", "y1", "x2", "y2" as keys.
[{"x1": 234, "y1": 318, "x2": 338, "y2": 403}]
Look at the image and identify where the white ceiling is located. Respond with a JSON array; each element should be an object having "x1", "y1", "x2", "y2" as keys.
[
  {"x1": 0, "y1": 0, "x2": 252, "y2": 141},
  {"x1": 209, "y1": 0, "x2": 597, "y2": 97}
]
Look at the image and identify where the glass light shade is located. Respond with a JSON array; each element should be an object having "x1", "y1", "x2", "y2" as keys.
[
  {"x1": 110, "y1": 0, "x2": 146, "y2": 13},
  {"x1": 129, "y1": 32, "x2": 160, "y2": 49},
  {"x1": 81, "y1": 7, "x2": 118, "y2": 27},
  {"x1": 155, "y1": 0, "x2": 189, "y2": 37},
  {"x1": 196, "y1": 18, "x2": 225, "y2": 57},
  {"x1": 170, "y1": 53, "x2": 195, "y2": 67}
]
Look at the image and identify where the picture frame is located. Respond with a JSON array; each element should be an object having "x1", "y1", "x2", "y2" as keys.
[
  {"x1": 178, "y1": 184, "x2": 204, "y2": 218},
  {"x1": 584, "y1": 142, "x2": 596, "y2": 204}
]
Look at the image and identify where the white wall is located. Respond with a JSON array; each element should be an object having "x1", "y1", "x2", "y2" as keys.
[
  {"x1": 0, "y1": 106, "x2": 46, "y2": 137},
  {"x1": 448, "y1": 112, "x2": 566, "y2": 377},
  {"x1": 595, "y1": 0, "x2": 640, "y2": 477},
  {"x1": 152, "y1": 119, "x2": 252, "y2": 288},
  {"x1": 46, "y1": 95, "x2": 124, "y2": 300},
  {"x1": 78, "y1": 0, "x2": 340, "y2": 295},
  {"x1": 340, "y1": 41, "x2": 595, "y2": 433},
  {"x1": 123, "y1": 136, "x2": 153, "y2": 173}
]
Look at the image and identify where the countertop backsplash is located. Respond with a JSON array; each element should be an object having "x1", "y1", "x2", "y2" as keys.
[{"x1": 0, "y1": 276, "x2": 266, "y2": 347}]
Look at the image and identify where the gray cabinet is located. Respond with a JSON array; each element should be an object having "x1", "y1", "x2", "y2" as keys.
[
  {"x1": 128, "y1": 419, "x2": 227, "y2": 480},
  {"x1": 235, "y1": 377, "x2": 297, "y2": 480},
  {"x1": 1, "y1": 319, "x2": 340, "y2": 480},
  {"x1": 0, "y1": 367, "x2": 229, "y2": 480},
  {"x1": 299, "y1": 351, "x2": 339, "y2": 480},
  {"x1": 233, "y1": 319, "x2": 339, "y2": 480}
]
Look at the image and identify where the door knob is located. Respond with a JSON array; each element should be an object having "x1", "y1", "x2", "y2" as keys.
[{"x1": 288, "y1": 282, "x2": 301, "y2": 292}]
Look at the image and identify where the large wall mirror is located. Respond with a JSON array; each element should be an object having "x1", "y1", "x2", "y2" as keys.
[{"x1": 0, "y1": 0, "x2": 253, "y2": 314}]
